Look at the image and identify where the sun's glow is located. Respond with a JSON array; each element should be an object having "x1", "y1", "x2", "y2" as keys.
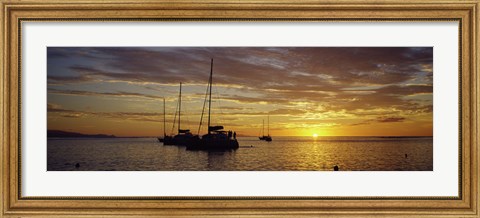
[{"x1": 312, "y1": 133, "x2": 319, "y2": 138}]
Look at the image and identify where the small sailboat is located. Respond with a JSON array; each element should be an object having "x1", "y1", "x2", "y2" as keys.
[
  {"x1": 259, "y1": 115, "x2": 272, "y2": 141},
  {"x1": 186, "y1": 59, "x2": 239, "y2": 151}
]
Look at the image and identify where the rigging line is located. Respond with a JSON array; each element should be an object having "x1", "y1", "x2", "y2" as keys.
[
  {"x1": 197, "y1": 82, "x2": 210, "y2": 135},
  {"x1": 184, "y1": 106, "x2": 190, "y2": 130},
  {"x1": 180, "y1": 84, "x2": 190, "y2": 131},
  {"x1": 267, "y1": 114, "x2": 270, "y2": 136},
  {"x1": 183, "y1": 100, "x2": 192, "y2": 131},
  {"x1": 262, "y1": 119, "x2": 265, "y2": 136},
  {"x1": 258, "y1": 123, "x2": 263, "y2": 137},
  {"x1": 213, "y1": 82, "x2": 224, "y2": 125},
  {"x1": 178, "y1": 82, "x2": 182, "y2": 132},
  {"x1": 207, "y1": 59, "x2": 213, "y2": 131},
  {"x1": 163, "y1": 97, "x2": 166, "y2": 137},
  {"x1": 171, "y1": 96, "x2": 179, "y2": 135}
]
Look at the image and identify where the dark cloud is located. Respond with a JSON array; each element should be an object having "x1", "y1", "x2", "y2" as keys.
[
  {"x1": 221, "y1": 94, "x2": 291, "y2": 104},
  {"x1": 350, "y1": 116, "x2": 406, "y2": 126},
  {"x1": 377, "y1": 117, "x2": 406, "y2": 123},
  {"x1": 220, "y1": 106, "x2": 254, "y2": 110},
  {"x1": 47, "y1": 74, "x2": 96, "y2": 84},
  {"x1": 47, "y1": 47, "x2": 433, "y2": 88},
  {"x1": 376, "y1": 85, "x2": 432, "y2": 96},
  {"x1": 48, "y1": 89, "x2": 163, "y2": 100},
  {"x1": 269, "y1": 108, "x2": 305, "y2": 115},
  {"x1": 47, "y1": 103, "x2": 74, "y2": 112}
]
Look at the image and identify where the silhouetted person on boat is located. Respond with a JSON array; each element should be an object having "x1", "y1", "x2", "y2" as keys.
[
  {"x1": 233, "y1": 132, "x2": 236, "y2": 139},
  {"x1": 333, "y1": 165, "x2": 339, "y2": 171},
  {"x1": 228, "y1": 131, "x2": 232, "y2": 139}
]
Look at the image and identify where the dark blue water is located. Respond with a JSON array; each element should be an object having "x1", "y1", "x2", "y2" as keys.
[{"x1": 47, "y1": 136, "x2": 433, "y2": 171}]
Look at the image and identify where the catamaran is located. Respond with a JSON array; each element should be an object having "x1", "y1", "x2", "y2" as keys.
[{"x1": 186, "y1": 59, "x2": 239, "y2": 151}]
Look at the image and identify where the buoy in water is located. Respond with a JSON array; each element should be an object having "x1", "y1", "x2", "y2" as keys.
[
  {"x1": 75, "y1": 163, "x2": 80, "y2": 168},
  {"x1": 333, "y1": 165, "x2": 339, "y2": 171}
]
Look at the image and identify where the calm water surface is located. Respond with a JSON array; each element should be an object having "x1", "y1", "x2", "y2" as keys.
[{"x1": 47, "y1": 136, "x2": 433, "y2": 171}]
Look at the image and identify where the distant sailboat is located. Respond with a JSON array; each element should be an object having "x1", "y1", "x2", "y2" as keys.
[
  {"x1": 259, "y1": 115, "x2": 272, "y2": 141},
  {"x1": 186, "y1": 59, "x2": 239, "y2": 151}
]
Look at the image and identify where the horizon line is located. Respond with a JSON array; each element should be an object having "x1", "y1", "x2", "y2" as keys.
[{"x1": 47, "y1": 129, "x2": 433, "y2": 138}]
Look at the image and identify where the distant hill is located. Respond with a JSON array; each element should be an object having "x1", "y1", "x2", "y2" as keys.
[{"x1": 47, "y1": 130, "x2": 116, "y2": 138}]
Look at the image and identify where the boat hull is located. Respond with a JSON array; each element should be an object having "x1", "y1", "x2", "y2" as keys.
[
  {"x1": 162, "y1": 136, "x2": 175, "y2": 145},
  {"x1": 186, "y1": 134, "x2": 239, "y2": 151},
  {"x1": 162, "y1": 134, "x2": 199, "y2": 146},
  {"x1": 259, "y1": 136, "x2": 272, "y2": 141},
  {"x1": 173, "y1": 134, "x2": 199, "y2": 146}
]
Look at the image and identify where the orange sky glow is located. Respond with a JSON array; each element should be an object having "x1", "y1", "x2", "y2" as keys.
[{"x1": 47, "y1": 47, "x2": 433, "y2": 137}]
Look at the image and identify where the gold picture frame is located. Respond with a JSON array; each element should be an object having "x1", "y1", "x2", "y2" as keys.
[{"x1": 1, "y1": 0, "x2": 478, "y2": 217}]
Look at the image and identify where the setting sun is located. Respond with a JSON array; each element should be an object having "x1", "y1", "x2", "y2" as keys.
[{"x1": 312, "y1": 133, "x2": 319, "y2": 138}]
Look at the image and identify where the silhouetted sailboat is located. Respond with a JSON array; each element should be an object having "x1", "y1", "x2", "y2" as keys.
[
  {"x1": 259, "y1": 115, "x2": 272, "y2": 141},
  {"x1": 186, "y1": 59, "x2": 239, "y2": 151},
  {"x1": 163, "y1": 83, "x2": 197, "y2": 145}
]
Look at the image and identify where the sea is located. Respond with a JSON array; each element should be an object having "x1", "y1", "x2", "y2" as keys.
[{"x1": 47, "y1": 136, "x2": 433, "y2": 171}]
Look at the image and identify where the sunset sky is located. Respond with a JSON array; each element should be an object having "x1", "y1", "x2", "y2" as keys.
[{"x1": 47, "y1": 47, "x2": 433, "y2": 137}]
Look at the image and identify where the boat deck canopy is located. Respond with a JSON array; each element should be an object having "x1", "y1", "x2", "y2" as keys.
[
  {"x1": 178, "y1": 129, "x2": 190, "y2": 133},
  {"x1": 208, "y1": 126, "x2": 224, "y2": 131}
]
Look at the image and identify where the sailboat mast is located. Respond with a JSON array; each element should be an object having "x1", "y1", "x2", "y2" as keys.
[
  {"x1": 163, "y1": 98, "x2": 166, "y2": 137},
  {"x1": 178, "y1": 82, "x2": 182, "y2": 132},
  {"x1": 207, "y1": 59, "x2": 213, "y2": 132}
]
